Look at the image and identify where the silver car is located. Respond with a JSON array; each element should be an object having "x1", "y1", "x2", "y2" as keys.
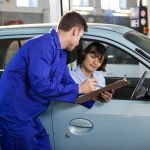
[{"x1": 0, "y1": 23, "x2": 150, "y2": 150}]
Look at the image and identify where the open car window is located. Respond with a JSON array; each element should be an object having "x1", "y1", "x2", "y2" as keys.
[
  {"x1": 124, "y1": 31, "x2": 150, "y2": 55},
  {"x1": 68, "y1": 39, "x2": 149, "y2": 79},
  {"x1": 67, "y1": 39, "x2": 150, "y2": 100},
  {"x1": 0, "y1": 39, "x2": 29, "y2": 69}
]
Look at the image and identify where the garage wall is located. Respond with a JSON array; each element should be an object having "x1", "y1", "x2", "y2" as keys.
[
  {"x1": 0, "y1": 0, "x2": 49, "y2": 25},
  {"x1": 84, "y1": 15, "x2": 130, "y2": 27},
  {"x1": 0, "y1": 12, "x2": 43, "y2": 25},
  {"x1": 0, "y1": 0, "x2": 47, "y2": 13}
]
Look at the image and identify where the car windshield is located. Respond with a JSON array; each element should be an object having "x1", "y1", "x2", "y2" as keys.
[{"x1": 124, "y1": 31, "x2": 150, "y2": 55}]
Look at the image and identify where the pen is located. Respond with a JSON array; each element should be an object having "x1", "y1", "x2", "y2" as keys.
[{"x1": 97, "y1": 84, "x2": 103, "y2": 89}]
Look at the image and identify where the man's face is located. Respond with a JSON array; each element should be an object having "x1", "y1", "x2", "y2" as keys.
[{"x1": 66, "y1": 27, "x2": 84, "y2": 52}]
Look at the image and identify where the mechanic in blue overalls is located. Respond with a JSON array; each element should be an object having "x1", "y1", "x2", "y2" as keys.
[{"x1": 0, "y1": 11, "x2": 98, "y2": 150}]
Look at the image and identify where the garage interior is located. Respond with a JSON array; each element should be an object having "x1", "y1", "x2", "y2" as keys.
[
  {"x1": 0, "y1": 0, "x2": 149, "y2": 35},
  {"x1": 0, "y1": 1, "x2": 150, "y2": 150}
]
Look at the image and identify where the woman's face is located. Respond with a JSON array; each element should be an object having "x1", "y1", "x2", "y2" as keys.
[{"x1": 82, "y1": 52, "x2": 104, "y2": 73}]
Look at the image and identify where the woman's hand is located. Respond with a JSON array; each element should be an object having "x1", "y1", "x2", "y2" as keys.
[{"x1": 98, "y1": 90, "x2": 114, "y2": 103}]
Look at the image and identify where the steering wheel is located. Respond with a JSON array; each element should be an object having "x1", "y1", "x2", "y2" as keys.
[{"x1": 131, "y1": 71, "x2": 148, "y2": 99}]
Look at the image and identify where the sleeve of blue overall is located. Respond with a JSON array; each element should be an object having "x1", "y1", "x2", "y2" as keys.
[
  {"x1": 58, "y1": 66, "x2": 94, "y2": 108},
  {"x1": 59, "y1": 66, "x2": 94, "y2": 108},
  {"x1": 81, "y1": 100, "x2": 95, "y2": 109},
  {"x1": 27, "y1": 38, "x2": 78, "y2": 104},
  {"x1": 47, "y1": 65, "x2": 78, "y2": 103}
]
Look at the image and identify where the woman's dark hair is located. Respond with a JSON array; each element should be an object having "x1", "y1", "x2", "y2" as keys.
[
  {"x1": 78, "y1": 42, "x2": 108, "y2": 71},
  {"x1": 58, "y1": 11, "x2": 88, "y2": 32}
]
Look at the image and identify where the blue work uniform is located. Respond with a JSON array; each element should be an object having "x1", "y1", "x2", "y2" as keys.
[
  {"x1": 70, "y1": 65, "x2": 106, "y2": 108},
  {"x1": 0, "y1": 29, "x2": 78, "y2": 150}
]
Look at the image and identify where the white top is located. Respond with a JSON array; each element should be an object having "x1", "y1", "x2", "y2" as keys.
[{"x1": 70, "y1": 65, "x2": 106, "y2": 89}]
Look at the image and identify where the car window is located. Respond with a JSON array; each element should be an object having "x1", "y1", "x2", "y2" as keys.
[
  {"x1": 68, "y1": 39, "x2": 149, "y2": 79},
  {"x1": 0, "y1": 39, "x2": 29, "y2": 69},
  {"x1": 124, "y1": 31, "x2": 150, "y2": 55},
  {"x1": 106, "y1": 45, "x2": 138, "y2": 65},
  {"x1": 0, "y1": 40, "x2": 12, "y2": 69},
  {"x1": 104, "y1": 44, "x2": 140, "y2": 78},
  {"x1": 5, "y1": 39, "x2": 28, "y2": 65}
]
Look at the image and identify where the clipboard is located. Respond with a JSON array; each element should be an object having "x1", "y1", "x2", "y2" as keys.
[{"x1": 76, "y1": 80, "x2": 130, "y2": 104}]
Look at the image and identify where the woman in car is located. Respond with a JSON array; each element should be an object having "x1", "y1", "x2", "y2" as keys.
[{"x1": 70, "y1": 42, "x2": 113, "y2": 108}]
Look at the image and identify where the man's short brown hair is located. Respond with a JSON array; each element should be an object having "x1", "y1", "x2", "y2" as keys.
[{"x1": 58, "y1": 11, "x2": 88, "y2": 32}]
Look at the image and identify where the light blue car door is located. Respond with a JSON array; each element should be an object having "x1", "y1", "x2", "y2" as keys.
[{"x1": 49, "y1": 99, "x2": 150, "y2": 150}]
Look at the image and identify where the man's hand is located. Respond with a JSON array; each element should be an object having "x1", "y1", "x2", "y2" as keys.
[{"x1": 79, "y1": 78, "x2": 98, "y2": 94}]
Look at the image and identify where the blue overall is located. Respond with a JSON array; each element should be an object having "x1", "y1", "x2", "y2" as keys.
[{"x1": 0, "y1": 29, "x2": 80, "y2": 150}]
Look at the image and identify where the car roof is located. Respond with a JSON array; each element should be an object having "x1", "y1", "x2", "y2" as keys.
[
  {"x1": 0, "y1": 23, "x2": 133, "y2": 37},
  {"x1": 88, "y1": 23, "x2": 132, "y2": 34}
]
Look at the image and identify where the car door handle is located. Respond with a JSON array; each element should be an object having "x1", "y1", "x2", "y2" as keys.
[{"x1": 68, "y1": 118, "x2": 93, "y2": 135}]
